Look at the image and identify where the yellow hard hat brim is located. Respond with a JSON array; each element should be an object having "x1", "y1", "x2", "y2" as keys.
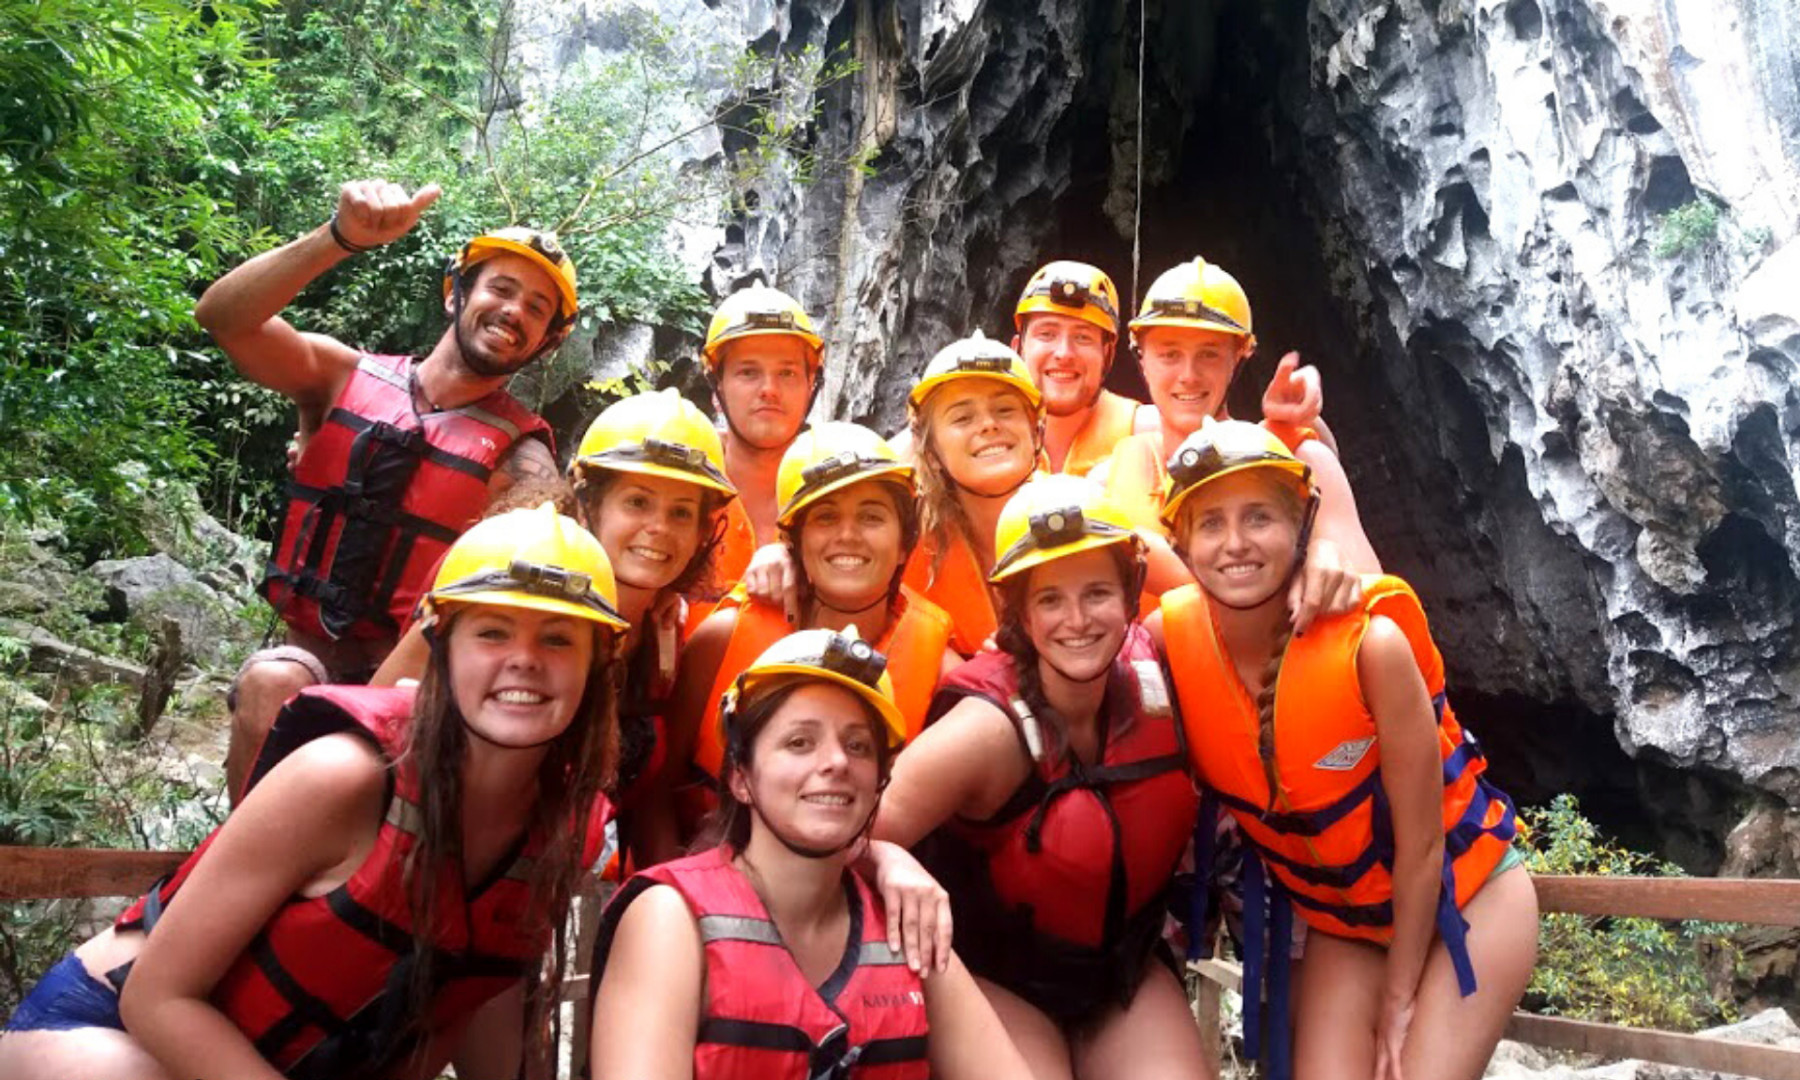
[
  {"x1": 573, "y1": 458, "x2": 738, "y2": 501},
  {"x1": 740, "y1": 667, "x2": 906, "y2": 748},
  {"x1": 458, "y1": 237, "x2": 580, "y2": 320},
  {"x1": 428, "y1": 588, "x2": 628, "y2": 632},
  {"x1": 988, "y1": 530, "x2": 1137, "y2": 585},
  {"x1": 778, "y1": 464, "x2": 915, "y2": 528},
  {"x1": 909, "y1": 370, "x2": 1043, "y2": 412},
  {"x1": 1159, "y1": 459, "x2": 1311, "y2": 530},
  {"x1": 704, "y1": 325, "x2": 825, "y2": 364}
]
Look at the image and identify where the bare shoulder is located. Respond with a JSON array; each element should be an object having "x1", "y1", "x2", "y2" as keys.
[
  {"x1": 914, "y1": 692, "x2": 1022, "y2": 764},
  {"x1": 1132, "y1": 402, "x2": 1161, "y2": 434},
  {"x1": 614, "y1": 882, "x2": 699, "y2": 943},
  {"x1": 493, "y1": 436, "x2": 565, "y2": 492},
  {"x1": 247, "y1": 730, "x2": 388, "y2": 825}
]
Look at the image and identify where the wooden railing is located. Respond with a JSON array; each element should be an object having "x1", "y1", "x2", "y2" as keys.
[
  {"x1": 1188, "y1": 874, "x2": 1800, "y2": 1079},
  {"x1": 7, "y1": 847, "x2": 1799, "y2": 1077}
]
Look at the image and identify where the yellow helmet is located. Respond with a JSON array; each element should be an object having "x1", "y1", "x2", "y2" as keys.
[
  {"x1": 571, "y1": 388, "x2": 737, "y2": 500},
  {"x1": 989, "y1": 474, "x2": 1140, "y2": 584},
  {"x1": 1014, "y1": 260, "x2": 1121, "y2": 338},
  {"x1": 422, "y1": 502, "x2": 627, "y2": 631},
  {"x1": 908, "y1": 331, "x2": 1043, "y2": 414},
  {"x1": 702, "y1": 285, "x2": 825, "y2": 369},
  {"x1": 1159, "y1": 419, "x2": 1314, "y2": 530},
  {"x1": 775, "y1": 422, "x2": 914, "y2": 528},
  {"x1": 443, "y1": 227, "x2": 580, "y2": 322},
  {"x1": 720, "y1": 628, "x2": 905, "y2": 753},
  {"x1": 1129, "y1": 257, "x2": 1254, "y2": 344}
]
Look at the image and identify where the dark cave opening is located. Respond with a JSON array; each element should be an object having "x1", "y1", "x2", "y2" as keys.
[{"x1": 990, "y1": 0, "x2": 1745, "y2": 868}]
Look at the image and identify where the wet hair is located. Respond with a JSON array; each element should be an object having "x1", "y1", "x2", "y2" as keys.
[
  {"x1": 992, "y1": 543, "x2": 1140, "y2": 763},
  {"x1": 574, "y1": 468, "x2": 731, "y2": 598},
  {"x1": 399, "y1": 609, "x2": 620, "y2": 1069},
  {"x1": 908, "y1": 385, "x2": 1038, "y2": 581},
  {"x1": 782, "y1": 478, "x2": 920, "y2": 619},
  {"x1": 704, "y1": 679, "x2": 895, "y2": 853}
]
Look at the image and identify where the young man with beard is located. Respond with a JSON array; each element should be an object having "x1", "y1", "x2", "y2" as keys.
[
  {"x1": 198, "y1": 178, "x2": 578, "y2": 801},
  {"x1": 1010, "y1": 260, "x2": 1161, "y2": 476}
]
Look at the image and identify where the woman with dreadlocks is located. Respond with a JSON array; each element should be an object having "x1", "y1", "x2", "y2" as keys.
[
  {"x1": 870, "y1": 474, "x2": 1210, "y2": 1080},
  {"x1": 0, "y1": 504, "x2": 625, "y2": 1080},
  {"x1": 1150, "y1": 420, "x2": 1536, "y2": 1080},
  {"x1": 590, "y1": 629, "x2": 1032, "y2": 1080},
  {"x1": 652, "y1": 422, "x2": 956, "y2": 858}
]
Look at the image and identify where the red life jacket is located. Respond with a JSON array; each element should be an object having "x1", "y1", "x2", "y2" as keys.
[
  {"x1": 594, "y1": 846, "x2": 930, "y2": 1080},
  {"x1": 915, "y1": 624, "x2": 1198, "y2": 1023},
  {"x1": 114, "y1": 685, "x2": 610, "y2": 1080},
  {"x1": 262, "y1": 353, "x2": 552, "y2": 641}
]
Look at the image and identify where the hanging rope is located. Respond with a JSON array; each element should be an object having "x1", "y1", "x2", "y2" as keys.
[{"x1": 1130, "y1": 0, "x2": 1148, "y2": 315}]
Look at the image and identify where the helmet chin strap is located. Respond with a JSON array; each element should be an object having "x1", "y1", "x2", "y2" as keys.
[{"x1": 746, "y1": 787, "x2": 884, "y2": 861}]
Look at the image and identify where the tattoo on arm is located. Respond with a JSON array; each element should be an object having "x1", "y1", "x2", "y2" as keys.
[{"x1": 492, "y1": 437, "x2": 569, "y2": 497}]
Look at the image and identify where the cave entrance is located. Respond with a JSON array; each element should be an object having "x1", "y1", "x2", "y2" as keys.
[{"x1": 1002, "y1": 0, "x2": 1735, "y2": 868}]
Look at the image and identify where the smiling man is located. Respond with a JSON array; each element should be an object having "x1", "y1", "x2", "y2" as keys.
[
  {"x1": 1010, "y1": 260, "x2": 1159, "y2": 476},
  {"x1": 195, "y1": 178, "x2": 577, "y2": 801},
  {"x1": 699, "y1": 284, "x2": 826, "y2": 589}
]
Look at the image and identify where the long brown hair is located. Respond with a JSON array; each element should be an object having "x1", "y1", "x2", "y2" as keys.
[
  {"x1": 992, "y1": 544, "x2": 1140, "y2": 763},
  {"x1": 908, "y1": 386, "x2": 1039, "y2": 581},
  {"x1": 397, "y1": 610, "x2": 621, "y2": 1068}
]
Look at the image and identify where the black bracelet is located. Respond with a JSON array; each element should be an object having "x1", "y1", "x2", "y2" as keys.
[{"x1": 327, "y1": 212, "x2": 375, "y2": 254}]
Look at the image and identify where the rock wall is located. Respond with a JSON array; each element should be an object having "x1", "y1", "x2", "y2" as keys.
[
  {"x1": 512, "y1": 0, "x2": 1800, "y2": 865},
  {"x1": 1294, "y1": 0, "x2": 1800, "y2": 844}
]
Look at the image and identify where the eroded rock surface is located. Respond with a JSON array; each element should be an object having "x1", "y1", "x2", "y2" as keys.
[{"x1": 510, "y1": 0, "x2": 1800, "y2": 862}]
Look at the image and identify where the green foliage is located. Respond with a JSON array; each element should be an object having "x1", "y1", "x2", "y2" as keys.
[
  {"x1": 1520, "y1": 795, "x2": 1740, "y2": 1031},
  {"x1": 0, "y1": 663, "x2": 223, "y2": 1014},
  {"x1": 1654, "y1": 198, "x2": 1721, "y2": 257}
]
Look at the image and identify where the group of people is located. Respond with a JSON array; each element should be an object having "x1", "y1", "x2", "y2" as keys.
[{"x1": 0, "y1": 178, "x2": 1540, "y2": 1080}]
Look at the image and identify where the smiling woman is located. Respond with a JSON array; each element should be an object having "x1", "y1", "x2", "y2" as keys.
[
  {"x1": 589, "y1": 630, "x2": 1034, "y2": 1080},
  {"x1": 653, "y1": 423, "x2": 955, "y2": 855},
  {"x1": 871, "y1": 475, "x2": 1208, "y2": 1080},
  {"x1": 0, "y1": 504, "x2": 626, "y2": 1080}
]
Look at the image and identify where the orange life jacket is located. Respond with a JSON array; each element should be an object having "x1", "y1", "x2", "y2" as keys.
[
  {"x1": 1160, "y1": 576, "x2": 1515, "y2": 951},
  {"x1": 688, "y1": 587, "x2": 952, "y2": 782},
  {"x1": 115, "y1": 685, "x2": 608, "y2": 1079},
  {"x1": 902, "y1": 529, "x2": 995, "y2": 657},
  {"x1": 594, "y1": 846, "x2": 930, "y2": 1079},
  {"x1": 1100, "y1": 431, "x2": 1169, "y2": 537},
  {"x1": 1062, "y1": 389, "x2": 1142, "y2": 477}
]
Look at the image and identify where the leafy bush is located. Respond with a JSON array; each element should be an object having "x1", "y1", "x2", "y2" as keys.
[
  {"x1": 0, "y1": 657, "x2": 224, "y2": 1015},
  {"x1": 1519, "y1": 794, "x2": 1740, "y2": 1031},
  {"x1": 1654, "y1": 198, "x2": 1721, "y2": 257}
]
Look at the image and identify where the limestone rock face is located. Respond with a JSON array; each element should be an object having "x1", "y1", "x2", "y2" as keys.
[
  {"x1": 1295, "y1": 0, "x2": 1800, "y2": 813},
  {"x1": 510, "y1": 0, "x2": 1800, "y2": 854}
]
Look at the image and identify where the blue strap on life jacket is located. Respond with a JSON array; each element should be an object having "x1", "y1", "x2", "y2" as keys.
[
  {"x1": 1185, "y1": 791, "x2": 1221, "y2": 962},
  {"x1": 1239, "y1": 855, "x2": 1295, "y2": 1080}
]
